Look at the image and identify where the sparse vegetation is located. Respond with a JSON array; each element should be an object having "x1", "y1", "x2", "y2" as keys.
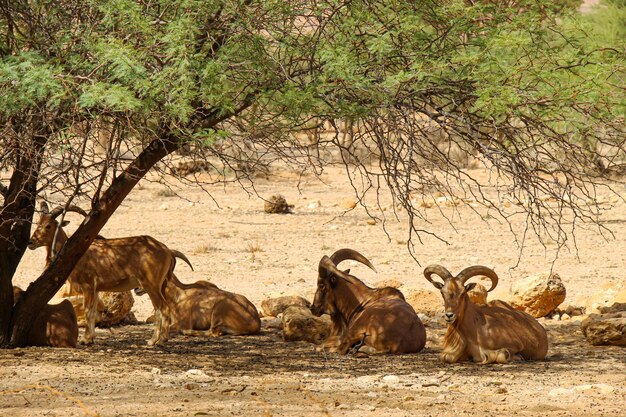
[
  {"x1": 155, "y1": 188, "x2": 177, "y2": 198},
  {"x1": 193, "y1": 244, "x2": 219, "y2": 254}
]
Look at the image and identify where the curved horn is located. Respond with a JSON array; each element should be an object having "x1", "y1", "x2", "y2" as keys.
[
  {"x1": 423, "y1": 264, "x2": 453, "y2": 287},
  {"x1": 456, "y1": 265, "x2": 499, "y2": 292},
  {"x1": 49, "y1": 205, "x2": 88, "y2": 219},
  {"x1": 318, "y1": 255, "x2": 352, "y2": 280},
  {"x1": 328, "y1": 248, "x2": 377, "y2": 273},
  {"x1": 171, "y1": 250, "x2": 194, "y2": 271}
]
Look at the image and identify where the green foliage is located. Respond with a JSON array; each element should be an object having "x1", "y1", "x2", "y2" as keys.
[
  {"x1": 0, "y1": 53, "x2": 64, "y2": 114},
  {"x1": 78, "y1": 82, "x2": 142, "y2": 111},
  {"x1": 0, "y1": 0, "x2": 622, "y2": 144}
]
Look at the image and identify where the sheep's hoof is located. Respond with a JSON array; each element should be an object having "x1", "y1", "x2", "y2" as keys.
[
  {"x1": 79, "y1": 337, "x2": 94, "y2": 345},
  {"x1": 147, "y1": 337, "x2": 167, "y2": 347}
]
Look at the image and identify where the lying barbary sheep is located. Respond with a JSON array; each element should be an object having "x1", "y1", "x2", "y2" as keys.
[
  {"x1": 138, "y1": 276, "x2": 260, "y2": 336},
  {"x1": 12, "y1": 286, "x2": 78, "y2": 348},
  {"x1": 424, "y1": 265, "x2": 549, "y2": 364},
  {"x1": 311, "y1": 248, "x2": 426, "y2": 354}
]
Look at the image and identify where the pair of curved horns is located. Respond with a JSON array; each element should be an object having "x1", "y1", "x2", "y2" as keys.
[
  {"x1": 424, "y1": 264, "x2": 499, "y2": 292},
  {"x1": 319, "y1": 248, "x2": 377, "y2": 279},
  {"x1": 40, "y1": 201, "x2": 88, "y2": 219}
]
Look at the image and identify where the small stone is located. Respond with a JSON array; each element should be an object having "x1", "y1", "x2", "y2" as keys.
[
  {"x1": 548, "y1": 388, "x2": 576, "y2": 396},
  {"x1": 340, "y1": 198, "x2": 358, "y2": 210},
  {"x1": 382, "y1": 375, "x2": 400, "y2": 385},
  {"x1": 186, "y1": 369, "x2": 206, "y2": 377},
  {"x1": 366, "y1": 219, "x2": 376, "y2": 225},
  {"x1": 564, "y1": 305, "x2": 586, "y2": 316},
  {"x1": 596, "y1": 384, "x2": 615, "y2": 395},
  {"x1": 358, "y1": 375, "x2": 380, "y2": 384},
  {"x1": 422, "y1": 379, "x2": 440, "y2": 387},
  {"x1": 307, "y1": 200, "x2": 321, "y2": 209}
]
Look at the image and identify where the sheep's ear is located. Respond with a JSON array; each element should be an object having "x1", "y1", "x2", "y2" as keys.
[
  {"x1": 432, "y1": 282, "x2": 443, "y2": 290},
  {"x1": 60, "y1": 220, "x2": 70, "y2": 227},
  {"x1": 464, "y1": 282, "x2": 477, "y2": 292}
]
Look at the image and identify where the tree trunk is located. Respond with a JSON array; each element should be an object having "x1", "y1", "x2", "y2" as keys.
[
  {"x1": 0, "y1": 132, "x2": 46, "y2": 347},
  {"x1": 8, "y1": 133, "x2": 181, "y2": 347}
]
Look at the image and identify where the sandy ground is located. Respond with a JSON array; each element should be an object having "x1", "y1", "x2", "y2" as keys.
[{"x1": 2, "y1": 163, "x2": 625, "y2": 416}]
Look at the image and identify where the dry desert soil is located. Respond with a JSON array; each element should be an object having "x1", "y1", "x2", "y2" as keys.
[{"x1": 2, "y1": 163, "x2": 625, "y2": 416}]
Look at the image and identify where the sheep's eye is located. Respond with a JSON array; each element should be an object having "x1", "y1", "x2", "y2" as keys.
[{"x1": 45, "y1": 225, "x2": 51, "y2": 230}]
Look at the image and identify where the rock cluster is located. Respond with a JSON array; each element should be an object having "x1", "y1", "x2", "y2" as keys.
[
  {"x1": 261, "y1": 295, "x2": 330, "y2": 344},
  {"x1": 282, "y1": 306, "x2": 332, "y2": 344},
  {"x1": 581, "y1": 304, "x2": 626, "y2": 347},
  {"x1": 261, "y1": 295, "x2": 311, "y2": 317},
  {"x1": 66, "y1": 291, "x2": 135, "y2": 327}
]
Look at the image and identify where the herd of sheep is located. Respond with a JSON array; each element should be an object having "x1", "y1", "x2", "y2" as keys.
[{"x1": 15, "y1": 202, "x2": 549, "y2": 365}]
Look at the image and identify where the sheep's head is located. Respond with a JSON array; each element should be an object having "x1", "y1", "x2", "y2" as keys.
[
  {"x1": 28, "y1": 202, "x2": 87, "y2": 250},
  {"x1": 424, "y1": 265, "x2": 498, "y2": 325},
  {"x1": 311, "y1": 248, "x2": 376, "y2": 317}
]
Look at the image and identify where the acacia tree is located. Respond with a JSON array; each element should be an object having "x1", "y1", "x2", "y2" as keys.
[{"x1": 0, "y1": 0, "x2": 623, "y2": 347}]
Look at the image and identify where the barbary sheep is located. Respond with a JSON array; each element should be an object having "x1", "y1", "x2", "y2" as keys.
[
  {"x1": 424, "y1": 264, "x2": 549, "y2": 364},
  {"x1": 311, "y1": 248, "x2": 426, "y2": 354}
]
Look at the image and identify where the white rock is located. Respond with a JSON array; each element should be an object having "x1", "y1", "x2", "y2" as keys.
[
  {"x1": 151, "y1": 368, "x2": 161, "y2": 375},
  {"x1": 307, "y1": 200, "x2": 321, "y2": 209},
  {"x1": 382, "y1": 375, "x2": 400, "y2": 385},
  {"x1": 596, "y1": 384, "x2": 615, "y2": 395},
  {"x1": 573, "y1": 384, "x2": 614, "y2": 395},
  {"x1": 548, "y1": 388, "x2": 576, "y2": 396},
  {"x1": 357, "y1": 375, "x2": 381, "y2": 384},
  {"x1": 185, "y1": 369, "x2": 207, "y2": 377}
]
